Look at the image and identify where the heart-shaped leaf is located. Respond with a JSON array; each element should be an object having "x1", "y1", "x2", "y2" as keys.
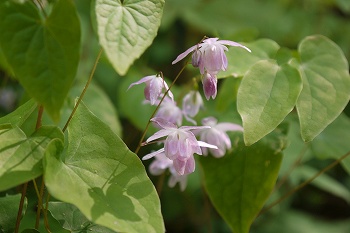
[
  {"x1": 199, "y1": 133, "x2": 285, "y2": 233},
  {"x1": 238, "y1": 60, "x2": 302, "y2": 145},
  {"x1": 0, "y1": 0, "x2": 81, "y2": 121},
  {"x1": 93, "y1": 0, "x2": 165, "y2": 75},
  {"x1": 296, "y1": 35, "x2": 350, "y2": 141},
  {"x1": 44, "y1": 102, "x2": 164, "y2": 233}
]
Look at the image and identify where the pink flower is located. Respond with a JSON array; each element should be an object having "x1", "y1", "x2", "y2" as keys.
[
  {"x1": 172, "y1": 38, "x2": 251, "y2": 75},
  {"x1": 155, "y1": 96, "x2": 183, "y2": 126},
  {"x1": 202, "y1": 72, "x2": 218, "y2": 100},
  {"x1": 198, "y1": 117, "x2": 243, "y2": 158},
  {"x1": 128, "y1": 75, "x2": 173, "y2": 105},
  {"x1": 144, "y1": 117, "x2": 217, "y2": 175},
  {"x1": 182, "y1": 91, "x2": 203, "y2": 124},
  {"x1": 182, "y1": 91, "x2": 203, "y2": 119},
  {"x1": 143, "y1": 152, "x2": 188, "y2": 191}
]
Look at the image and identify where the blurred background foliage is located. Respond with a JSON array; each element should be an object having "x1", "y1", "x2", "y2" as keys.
[{"x1": 1, "y1": 0, "x2": 350, "y2": 232}]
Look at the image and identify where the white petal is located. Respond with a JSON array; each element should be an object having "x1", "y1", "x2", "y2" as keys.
[
  {"x1": 179, "y1": 125, "x2": 210, "y2": 131},
  {"x1": 151, "y1": 117, "x2": 177, "y2": 129},
  {"x1": 162, "y1": 81, "x2": 174, "y2": 101},
  {"x1": 218, "y1": 40, "x2": 251, "y2": 53},
  {"x1": 216, "y1": 123, "x2": 243, "y2": 132},
  {"x1": 198, "y1": 140, "x2": 218, "y2": 149},
  {"x1": 142, "y1": 148, "x2": 165, "y2": 160}
]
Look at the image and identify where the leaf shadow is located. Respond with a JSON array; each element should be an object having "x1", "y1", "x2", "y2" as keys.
[{"x1": 88, "y1": 163, "x2": 154, "y2": 223}]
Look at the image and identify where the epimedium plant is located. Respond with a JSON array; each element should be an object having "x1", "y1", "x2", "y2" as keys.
[{"x1": 0, "y1": 1, "x2": 349, "y2": 233}]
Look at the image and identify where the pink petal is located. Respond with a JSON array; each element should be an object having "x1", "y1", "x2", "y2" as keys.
[
  {"x1": 172, "y1": 44, "x2": 198, "y2": 64},
  {"x1": 146, "y1": 129, "x2": 171, "y2": 143},
  {"x1": 151, "y1": 117, "x2": 177, "y2": 129},
  {"x1": 184, "y1": 156, "x2": 195, "y2": 175},
  {"x1": 173, "y1": 159, "x2": 186, "y2": 175},
  {"x1": 127, "y1": 75, "x2": 155, "y2": 90},
  {"x1": 178, "y1": 138, "x2": 191, "y2": 160},
  {"x1": 148, "y1": 78, "x2": 163, "y2": 105},
  {"x1": 165, "y1": 134, "x2": 179, "y2": 159}
]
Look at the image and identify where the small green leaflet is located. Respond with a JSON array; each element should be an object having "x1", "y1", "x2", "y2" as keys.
[{"x1": 93, "y1": 0, "x2": 165, "y2": 75}]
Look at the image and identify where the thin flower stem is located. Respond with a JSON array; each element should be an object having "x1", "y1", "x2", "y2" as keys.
[
  {"x1": 62, "y1": 48, "x2": 103, "y2": 133},
  {"x1": 33, "y1": 179, "x2": 51, "y2": 232},
  {"x1": 43, "y1": 193, "x2": 51, "y2": 232},
  {"x1": 274, "y1": 144, "x2": 309, "y2": 191},
  {"x1": 14, "y1": 182, "x2": 28, "y2": 233},
  {"x1": 15, "y1": 104, "x2": 44, "y2": 233},
  {"x1": 36, "y1": 105, "x2": 44, "y2": 129},
  {"x1": 35, "y1": 178, "x2": 45, "y2": 229},
  {"x1": 156, "y1": 172, "x2": 166, "y2": 195},
  {"x1": 135, "y1": 61, "x2": 189, "y2": 154},
  {"x1": 260, "y1": 150, "x2": 350, "y2": 215}
]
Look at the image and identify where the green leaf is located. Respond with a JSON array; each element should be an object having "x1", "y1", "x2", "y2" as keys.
[
  {"x1": 238, "y1": 60, "x2": 302, "y2": 145},
  {"x1": 44, "y1": 102, "x2": 164, "y2": 233},
  {"x1": 93, "y1": 0, "x2": 164, "y2": 75},
  {"x1": 218, "y1": 39, "x2": 280, "y2": 78},
  {"x1": 68, "y1": 82, "x2": 122, "y2": 136},
  {"x1": 199, "y1": 134, "x2": 285, "y2": 233},
  {"x1": 0, "y1": 44, "x2": 14, "y2": 77},
  {"x1": 0, "y1": 125, "x2": 63, "y2": 191},
  {"x1": 49, "y1": 202, "x2": 115, "y2": 233},
  {"x1": 294, "y1": 165, "x2": 350, "y2": 203},
  {"x1": 336, "y1": 0, "x2": 350, "y2": 14},
  {"x1": 0, "y1": 0, "x2": 81, "y2": 121},
  {"x1": 310, "y1": 113, "x2": 350, "y2": 174},
  {"x1": 0, "y1": 99, "x2": 37, "y2": 127},
  {"x1": 296, "y1": 35, "x2": 350, "y2": 142},
  {"x1": 0, "y1": 194, "x2": 26, "y2": 233}
]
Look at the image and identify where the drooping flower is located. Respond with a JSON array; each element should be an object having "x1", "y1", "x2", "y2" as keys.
[
  {"x1": 198, "y1": 117, "x2": 243, "y2": 158},
  {"x1": 182, "y1": 91, "x2": 203, "y2": 124},
  {"x1": 172, "y1": 38, "x2": 251, "y2": 75},
  {"x1": 128, "y1": 75, "x2": 173, "y2": 105},
  {"x1": 143, "y1": 152, "x2": 188, "y2": 191},
  {"x1": 155, "y1": 96, "x2": 183, "y2": 126},
  {"x1": 144, "y1": 117, "x2": 217, "y2": 175},
  {"x1": 202, "y1": 72, "x2": 218, "y2": 100}
]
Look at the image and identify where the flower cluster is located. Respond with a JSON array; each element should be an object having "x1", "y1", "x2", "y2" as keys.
[{"x1": 128, "y1": 37, "x2": 248, "y2": 190}]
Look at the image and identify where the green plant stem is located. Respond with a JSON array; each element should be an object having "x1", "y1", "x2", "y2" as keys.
[
  {"x1": 35, "y1": 179, "x2": 45, "y2": 229},
  {"x1": 156, "y1": 172, "x2": 165, "y2": 195},
  {"x1": 62, "y1": 48, "x2": 103, "y2": 133},
  {"x1": 134, "y1": 61, "x2": 189, "y2": 154},
  {"x1": 260, "y1": 150, "x2": 350, "y2": 215}
]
